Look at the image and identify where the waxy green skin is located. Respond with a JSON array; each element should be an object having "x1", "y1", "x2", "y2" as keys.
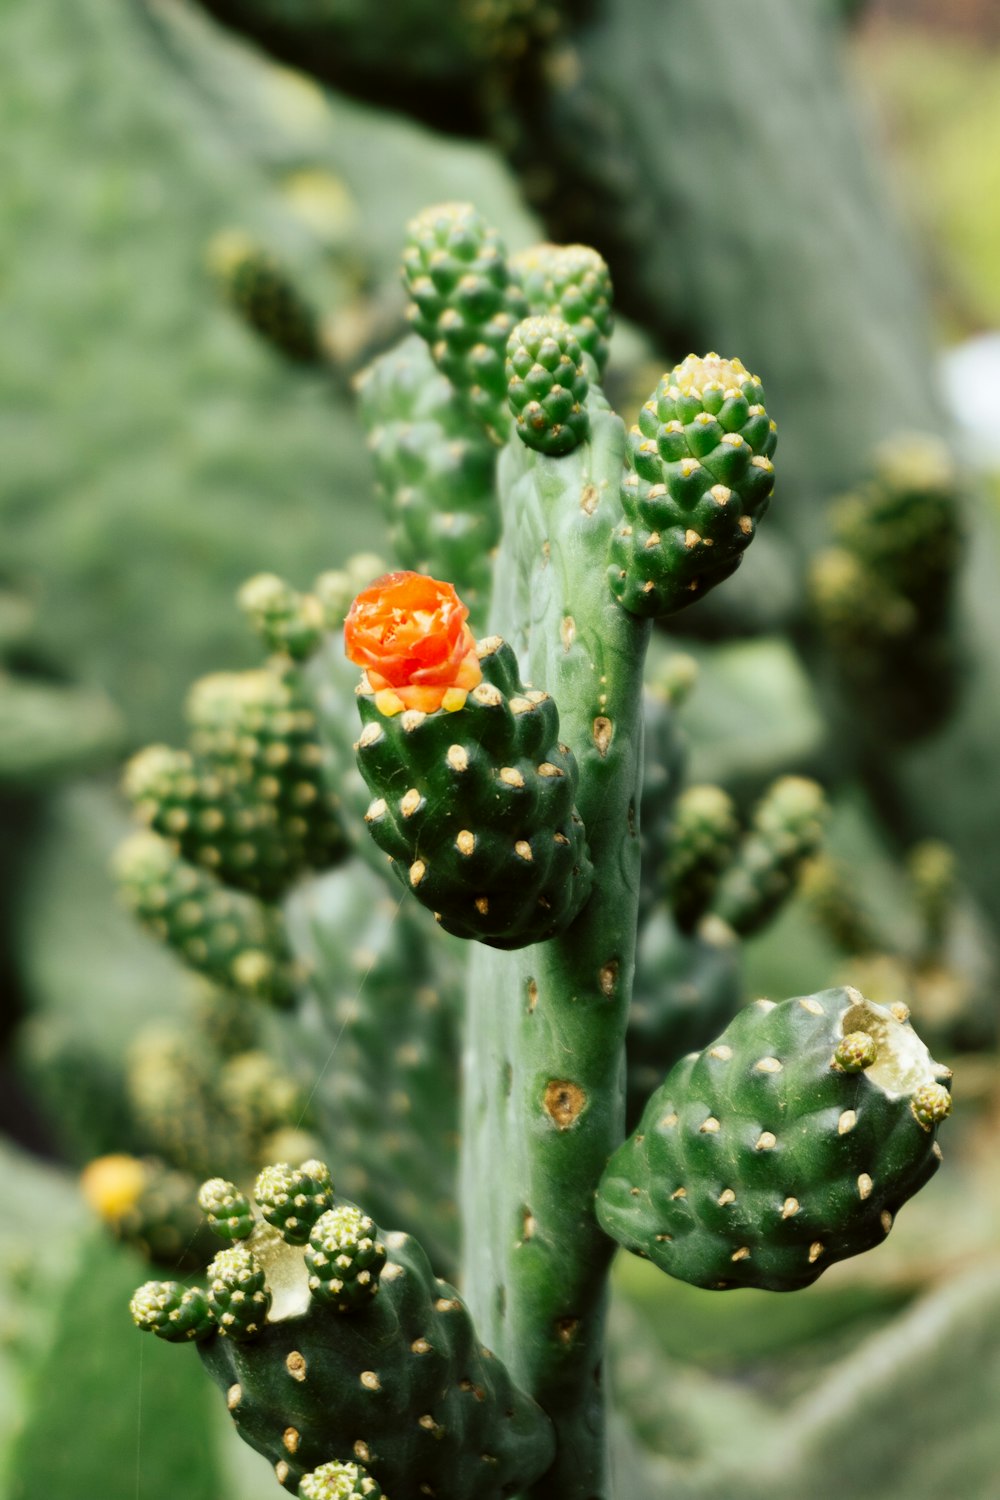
[
  {"x1": 198, "y1": 1223, "x2": 555, "y2": 1498},
  {"x1": 355, "y1": 638, "x2": 592, "y2": 948},
  {"x1": 599, "y1": 988, "x2": 951, "y2": 1292},
  {"x1": 462, "y1": 392, "x2": 649, "y2": 1498}
]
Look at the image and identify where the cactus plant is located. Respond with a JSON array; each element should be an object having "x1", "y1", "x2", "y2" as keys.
[{"x1": 119, "y1": 204, "x2": 959, "y2": 1500}]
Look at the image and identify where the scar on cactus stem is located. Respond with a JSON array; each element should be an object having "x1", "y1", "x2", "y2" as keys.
[{"x1": 343, "y1": 570, "x2": 482, "y2": 716}]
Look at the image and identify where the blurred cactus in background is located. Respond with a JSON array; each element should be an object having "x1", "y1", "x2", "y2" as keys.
[{"x1": 3, "y1": 1, "x2": 1000, "y2": 1498}]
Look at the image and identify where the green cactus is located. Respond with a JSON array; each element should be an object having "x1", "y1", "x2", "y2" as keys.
[
  {"x1": 118, "y1": 205, "x2": 960, "y2": 1500},
  {"x1": 599, "y1": 988, "x2": 951, "y2": 1292}
]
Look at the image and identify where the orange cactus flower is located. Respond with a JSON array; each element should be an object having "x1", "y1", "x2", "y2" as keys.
[{"x1": 344, "y1": 570, "x2": 482, "y2": 715}]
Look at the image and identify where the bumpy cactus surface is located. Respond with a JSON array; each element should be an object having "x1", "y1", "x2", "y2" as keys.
[{"x1": 120, "y1": 206, "x2": 956, "y2": 1500}]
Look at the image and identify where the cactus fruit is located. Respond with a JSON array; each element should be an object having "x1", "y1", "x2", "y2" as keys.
[
  {"x1": 206, "y1": 1243, "x2": 272, "y2": 1338},
  {"x1": 198, "y1": 1179, "x2": 255, "y2": 1241},
  {"x1": 130, "y1": 1280, "x2": 215, "y2": 1343},
  {"x1": 598, "y1": 988, "x2": 952, "y2": 1291},
  {"x1": 609, "y1": 355, "x2": 777, "y2": 617},
  {"x1": 255, "y1": 1161, "x2": 335, "y2": 1246}
]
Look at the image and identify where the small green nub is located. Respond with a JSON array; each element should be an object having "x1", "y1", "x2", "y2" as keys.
[
  {"x1": 664, "y1": 783, "x2": 740, "y2": 933},
  {"x1": 254, "y1": 1159, "x2": 334, "y2": 1244},
  {"x1": 506, "y1": 316, "x2": 590, "y2": 456},
  {"x1": 130, "y1": 1280, "x2": 214, "y2": 1342},
  {"x1": 299, "y1": 1460, "x2": 384, "y2": 1500},
  {"x1": 208, "y1": 232, "x2": 322, "y2": 365},
  {"x1": 206, "y1": 1245, "x2": 271, "y2": 1339},
  {"x1": 834, "y1": 1030, "x2": 879, "y2": 1073},
  {"x1": 197, "y1": 1178, "x2": 255, "y2": 1240},
  {"x1": 511, "y1": 242, "x2": 614, "y2": 372},
  {"x1": 305, "y1": 1205, "x2": 387, "y2": 1312},
  {"x1": 911, "y1": 1082, "x2": 952, "y2": 1130},
  {"x1": 237, "y1": 573, "x2": 326, "y2": 660}
]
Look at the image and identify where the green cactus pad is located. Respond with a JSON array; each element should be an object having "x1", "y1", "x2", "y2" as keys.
[
  {"x1": 305, "y1": 1206, "x2": 387, "y2": 1312},
  {"x1": 664, "y1": 784, "x2": 740, "y2": 933},
  {"x1": 199, "y1": 1179, "x2": 256, "y2": 1241},
  {"x1": 506, "y1": 315, "x2": 590, "y2": 456},
  {"x1": 130, "y1": 1280, "x2": 215, "y2": 1343},
  {"x1": 401, "y1": 202, "x2": 528, "y2": 440},
  {"x1": 299, "y1": 1461, "x2": 383, "y2": 1500},
  {"x1": 599, "y1": 987, "x2": 952, "y2": 1291},
  {"x1": 114, "y1": 830, "x2": 297, "y2": 1004},
  {"x1": 255, "y1": 1161, "x2": 335, "y2": 1245},
  {"x1": 356, "y1": 336, "x2": 498, "y2": 625},
  {"x1": 712, "y1": 776, "x2": 828, "y2": 937},
  {"x1": 209, "y1": 233, "x2": 323, "y2": 365},
  {"x1": 354, "y1": 636, "x2": 593, "y2": 947},
  {"x1": 510, "y1": 242, "x2": 613, "y2": 373},
  {"x1": 207, "y1": 1244, "x2": 272, "y2": 1339},
  {"x1": 198, "y1": 1221, "x2": 554, "y2": 1496},
  {"x1": 609, "y1": 353, "x2": 777, "y2": 617}
]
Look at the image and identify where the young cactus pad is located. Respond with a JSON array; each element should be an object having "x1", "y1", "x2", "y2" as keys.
[
  {"x1": 598, "y1": 988, "x2": 952, "y2": 1291},
  {"x1": 131, "y1": 1165, "x2": 554, "y2": 1497}
]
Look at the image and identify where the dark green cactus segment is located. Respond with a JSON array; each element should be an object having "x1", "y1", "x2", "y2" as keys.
[
  {"x1": 354, "y1": 637, "x2": 593, "y2": 947},
  {"x1": 238, "y1": 574, "x2": 327, "y2": 662},
  {"x1": 186, "y1": 666, "x2": 348, "y2": 887},
  {"x1": 356, "y1": 336, "x2": 498, "y2": 625},
  {"x1": 599, "y1": 987, "x2": 952, "y2": 1292},
  {"x1": 114, "y1": 830, "x2": 297, "y2": 1005},
  {"x1": 198, "y1": 1225, "x2": 555, "y2": 1497},
  {"x1": 664, "y1": 784, "x2": 740, "y2": 933},
  {"x1": 207, "y1": 1244, "x2": 272, "y2": 1339},
  {"x1": 209, "y1": 233, "x2": 323, "y2": 365},
  {"x1": 712, "y1": 776, "x2": 828, "y2": 938},
  {"x1": 506, "y1": 315, "x2": 590, "y2": 456},
  {"x1": 199, "y1": 1179, "x2": 256, "y2": 1241},
  {"x1": 401, "y1": 202, "x2": 529, "y2": 440},
  {"x1": 299, "y1": 1461, "x2": 383, "y2": 1500},
  {"x1": 609, "y1": 353, "x2": 777, "y2": 618},
  {"x1": 626, "y1": 911, "x2": 743, "y2": 1133},
  {"x1": 510, "y1": 242, "x2": 613, "y2": 373},
  {"x1": 255, "y1": 1161, "x2": 335, "y2": 1245},
  {"x1": 130, "y1": 1280, "x2": 214, "y2": 1343},
  {"x1": 810, "y1": 436, "x2": 962, "y2": 741},
  {"x1": 304, "y1": 1206, "x2": 387, "y2": 1312}
]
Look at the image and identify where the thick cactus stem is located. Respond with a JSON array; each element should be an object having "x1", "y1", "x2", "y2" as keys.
[
  {"x1": 609, "y1": 353, "x2": 776, "y2": 617},
  {"x1": 506, "y1": 315, "x2": 590, "y2": 456},
  {"x1": 598, "y1": 988, "x2": 952, "y2": 1292},
  {"x1": 462, "y1": 392, "x2": 649, "y2": 1498}
]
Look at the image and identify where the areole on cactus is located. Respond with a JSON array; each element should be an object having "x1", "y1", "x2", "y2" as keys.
[{"x1": 118, "y1": 203, "x2": 954, "y2": 1500}]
